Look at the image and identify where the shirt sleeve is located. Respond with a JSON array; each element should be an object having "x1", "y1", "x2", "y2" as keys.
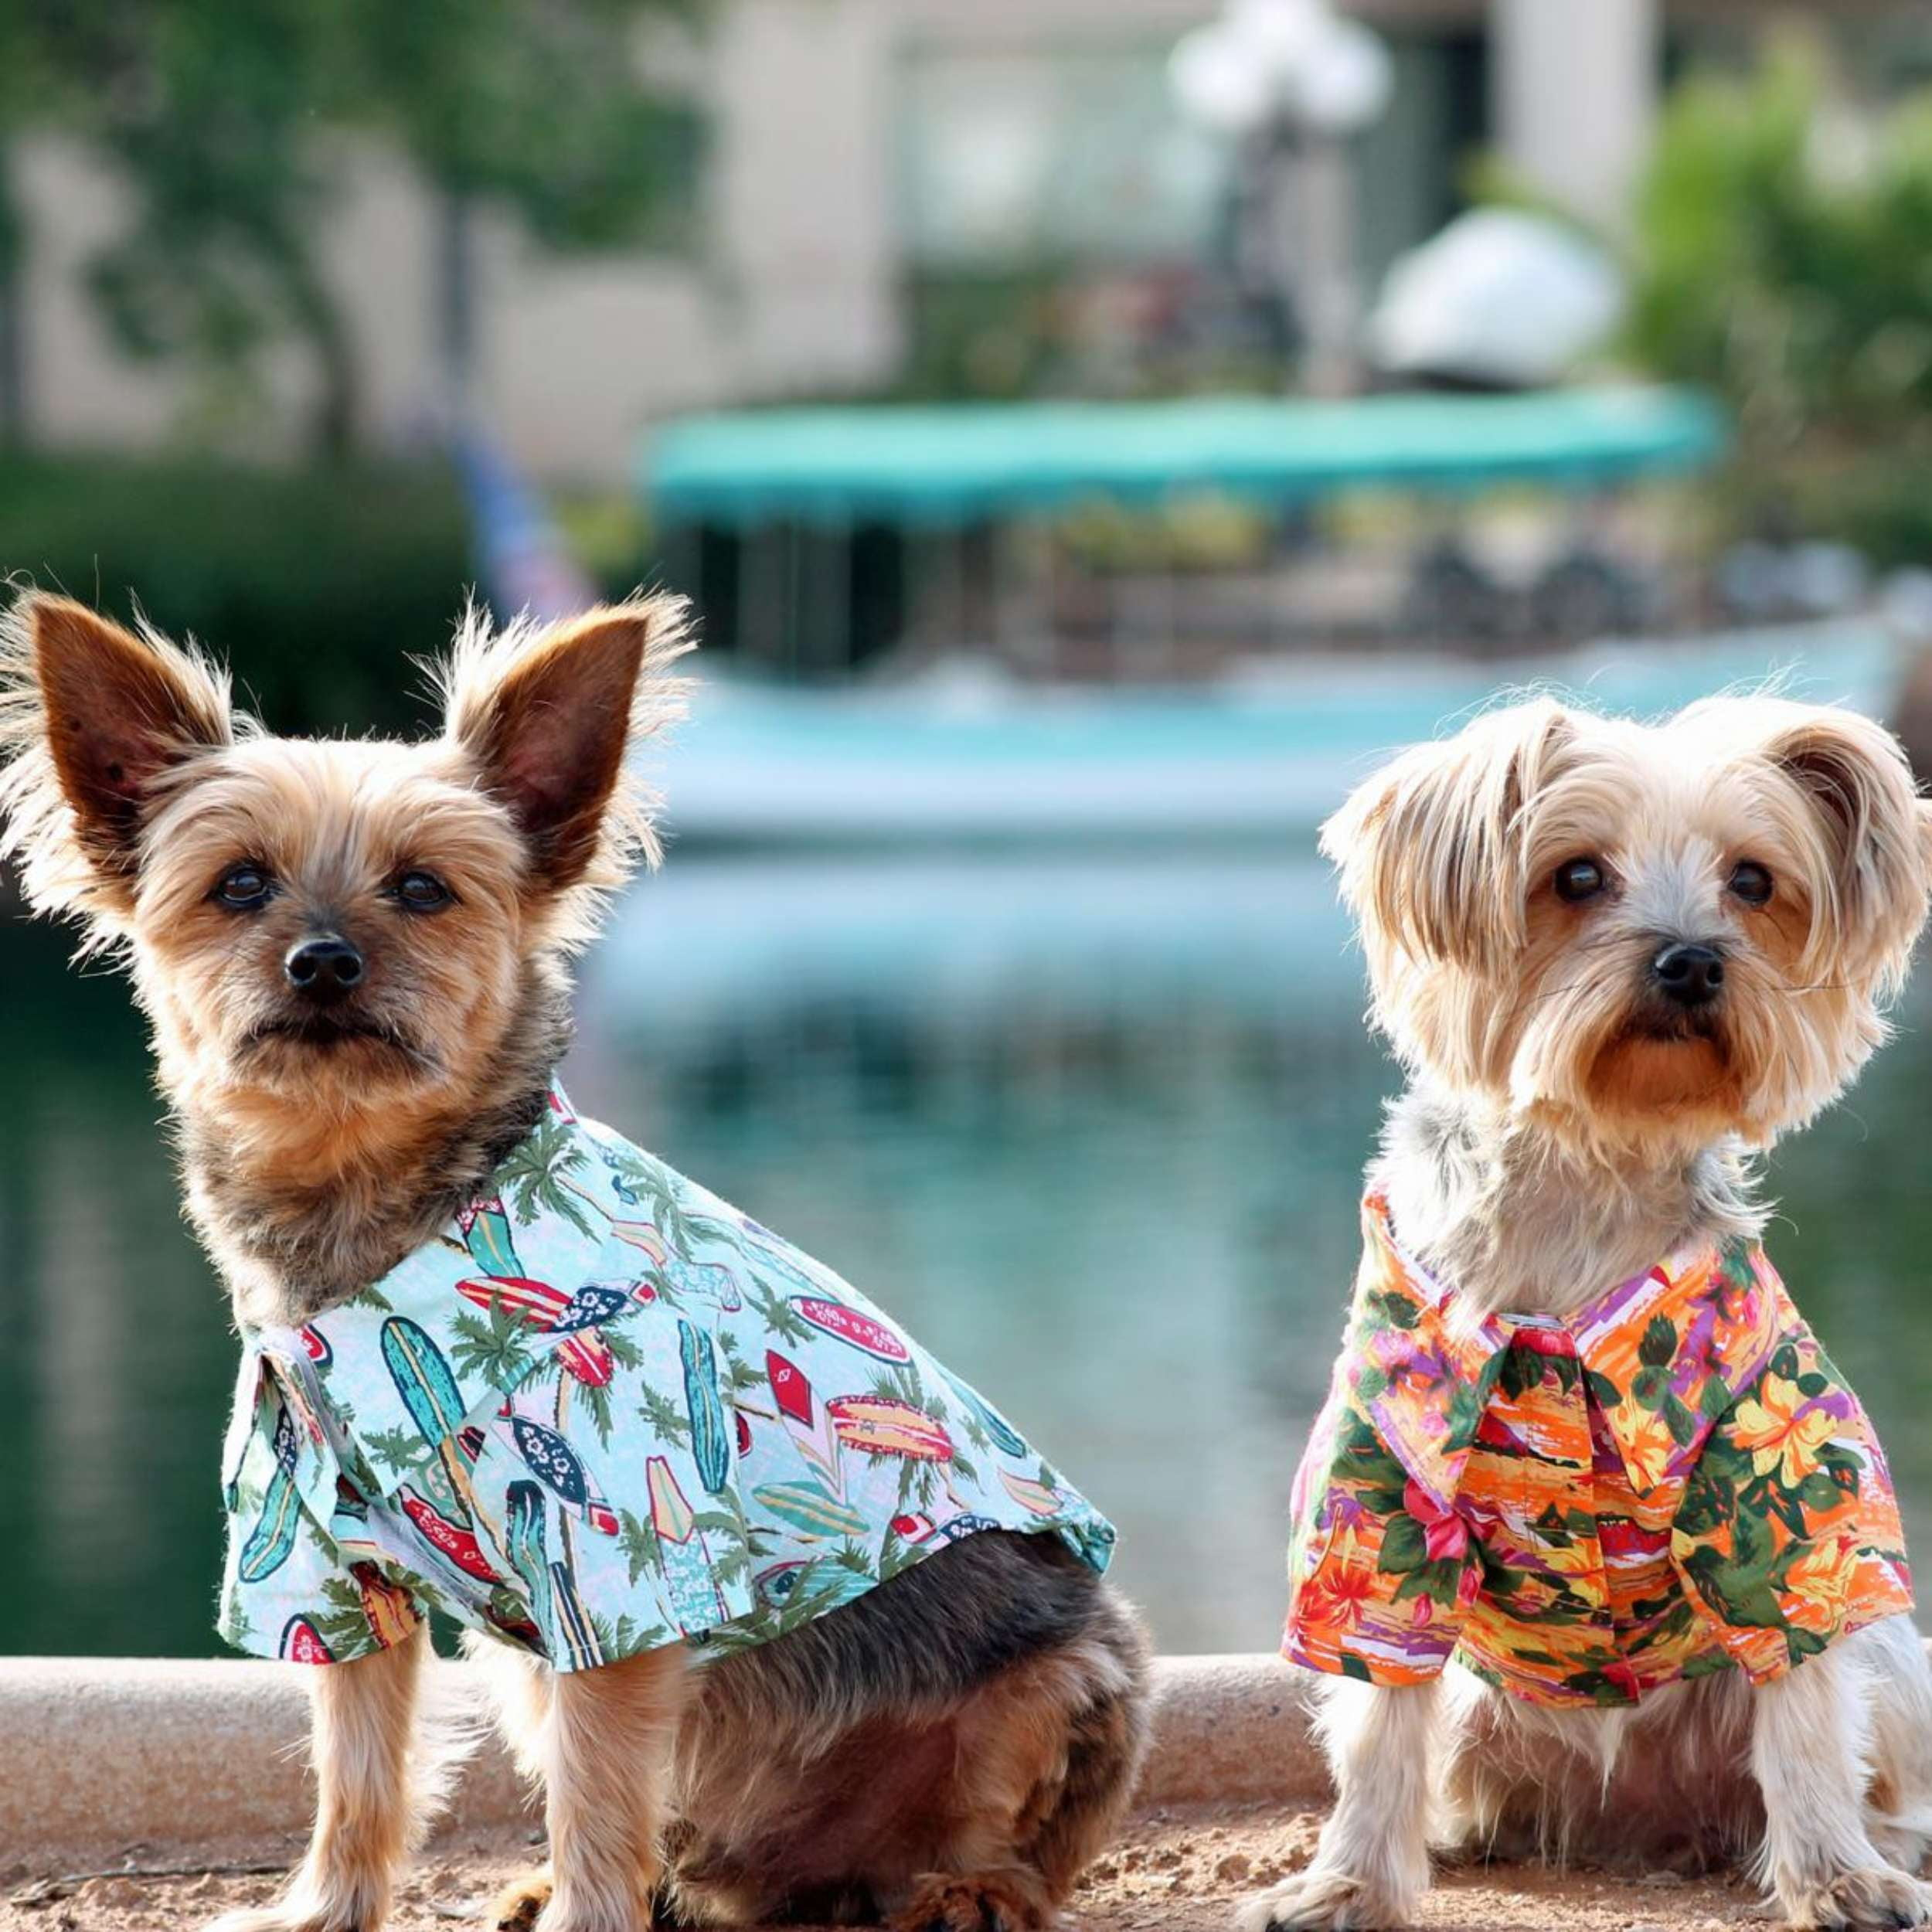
[
  {"x1": 219, "y1": 1370, "x2": 423, "y2": 1666},
  {"x1": 1281, "y1": 1384, "x2": 1477, "y2": 1686},
  {"x1": 1668, "y1": 1328, "x2": 1913, "y2": 1684}
]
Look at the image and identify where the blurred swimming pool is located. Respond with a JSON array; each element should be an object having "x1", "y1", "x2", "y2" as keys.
[{"x1": 4, "y1": 850, "x2": 1931, "y2": 1658}]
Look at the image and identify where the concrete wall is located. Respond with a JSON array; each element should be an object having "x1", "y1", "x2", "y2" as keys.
[{"x1": 4, "y1": 1654, "x2": 1325, "y2": 1867}]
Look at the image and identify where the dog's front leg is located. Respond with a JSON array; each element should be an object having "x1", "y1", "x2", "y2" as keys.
[
  {"x1": 1236, "y1": 1676, "x2": 1438, "y2": 1932},
  {"x1": 535, "y1": 1646, "x2": 692, "y2": 1932},
  {"x1": 209, "y1": 1624, "x2": 429, "y2": 1932},
  {"x1": 1753, "y1": 1644, "x2": 1932, "y2": 1930}
]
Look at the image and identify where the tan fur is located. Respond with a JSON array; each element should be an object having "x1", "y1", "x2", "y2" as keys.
[
  {"x1": 0, "y1": 591, "x2": 234, "y2": 934},
  {"x1": 0, "y1": 590, "x2": 688, "y2": 1326},
  {"x1": 542, "y1": 1648, "x2": 695, "y2": 1932},
  {"x1": 0, "y1": 587, "x2": 1148, "y2": 1932},
  {"x1": 489, "y1": 1870, "x2": 554, "y2": 1932},
  {"x1": 1245, "y1": 695, "x2": 1932, "y2": 1932},
  {"x1": 436, "y1": 597, "x2": 691, "y2": 953},
  {"x1": 208, "y1": 1624, "x2": 446, "y2": 1932}
]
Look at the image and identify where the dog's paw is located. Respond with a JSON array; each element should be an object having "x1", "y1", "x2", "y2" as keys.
[
  {"x1": 203, "y1": 1902, "x2": 369, "y2": 1932},
  {"x1": 488, "y1": 1867, "x2": 552, "y2": 1932},
  {"x1": 890, "y1": 1870, "x2": 1054, "y2": 1932},
  {"x1": 1233, "y1": 1870, "x2": 1413, "y2": 1932},
  {"x1": 1776, "y1": 1864, "x2": 1932, "y2": 1930}
]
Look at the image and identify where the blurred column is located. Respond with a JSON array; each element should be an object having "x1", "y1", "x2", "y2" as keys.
[
  {"x1": 713, "y1": 0, "x2": 899, "y2": 394},
  {"x1": 1294, "y1": 134, "x2": 1359, "y2": 398},
  {"x1": 1492, "y1": 0, "x2": 1659, "y2": 230}
]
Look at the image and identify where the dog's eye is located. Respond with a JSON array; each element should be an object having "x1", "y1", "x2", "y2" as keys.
[
  {"x1": 212, "y1": 864, "x2": 274, "y2": 911},
  {"x1": 1553, "y1": 859, "x2": 1607, "y2": 903},
  {"x1": 1729, "y1": 860, "x2": 1774, "y2": 906},
  {"x1": 392, "y1": 870, "x2": 453, "y2": 913}
]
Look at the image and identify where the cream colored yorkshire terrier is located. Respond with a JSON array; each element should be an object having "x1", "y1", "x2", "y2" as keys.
[
  {"x1": 0, "y1": 593, "x2": 1150, "y2": 1932},
  {"x1": 1243, "y1": 696, "x2": 1932, "y2": 1932}
]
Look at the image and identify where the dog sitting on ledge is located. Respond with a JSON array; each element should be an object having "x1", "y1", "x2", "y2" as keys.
[
  {"x1": 1243, "y1": 694, "x2": 1932, "y2": 1932},
  {"x1": 0, "y1": 592, "x2": 1150, "y2": 1932}
]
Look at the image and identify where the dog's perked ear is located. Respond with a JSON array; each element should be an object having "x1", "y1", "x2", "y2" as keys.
[
  {"x1": 0, "y1": 593, "x2": 233, "y2": 922},
  {"x1": 1752, "y1": 701, "x2": 1932, "y2": 992},
  {"x1": 1321, "y1": 698, "x2": 1573, "y2": 976},
  {"x1": 440, "y1": 594, "x2": 692, "y2": 904}
]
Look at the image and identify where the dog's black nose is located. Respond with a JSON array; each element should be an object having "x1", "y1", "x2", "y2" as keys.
[
  {"x1": 284, "y1": 934, "x2": 364, "y2": 999},
  {"x1": 1652, "y1": 942, "x2": 1725, "y2": 1007}
]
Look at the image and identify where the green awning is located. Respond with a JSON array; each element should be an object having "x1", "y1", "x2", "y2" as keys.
[{"x1": 641, "y1": 386, "x2": 1726, "y2": 528}]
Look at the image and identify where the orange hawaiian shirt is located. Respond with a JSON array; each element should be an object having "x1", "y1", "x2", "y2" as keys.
[{"x1": 1281, "y1": 1193, "x2": 1912, "y2": 1708}]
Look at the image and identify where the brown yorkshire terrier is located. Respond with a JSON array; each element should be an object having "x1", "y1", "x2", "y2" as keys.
[{"x1": 0, "y1": 592, "x2": 1150, "y2": 1932}]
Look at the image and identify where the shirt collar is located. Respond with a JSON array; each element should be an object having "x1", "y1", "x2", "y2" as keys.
[
  {"x1": 1355, "y1": 1191, "x2": 1787, "y2": 1505},
  {"x1": 242, "y1": 1079, "x2": 613, "y2": 1510}
]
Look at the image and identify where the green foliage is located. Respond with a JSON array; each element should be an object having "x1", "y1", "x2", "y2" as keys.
[
  {"x1": 617, "y1": 1506, "x2": 661, "y2": 1583},
  {"x1": 362, "y1": 1425, "x2": 426, "y2": 1481},
  {"x1": 340, "y1": 0, "x2": 705, "y2": 252},
  {"x1": 494, "y1": 1114, "x2": 597, "y2": 1237},
  {"x1": 75, "y1": 2, "x2": 359, "y2": 446},
  {"x1": 1625, "y1": 47, "x2": 1932, "y2": 555},
  {"x1": 448, "y1": 1304, "x2": 540, "y2": 1393},
  {"x1": 0, "y1": 449, "x2": 471, "y2": 731},
  {"x1": 0, "y1": 2, "x2": 705, "y2": 454}
]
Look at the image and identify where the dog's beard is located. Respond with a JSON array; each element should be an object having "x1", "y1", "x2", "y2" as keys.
[
  {"x1": 1511, "y1": 947, "x2": 1863, "y2": 1149},
  {"x1": 236, "y1": 1011, "x2": 438, "y2": 1078},
  {"x1": 1587, "y1": 1024, "x2": 1734, "y2": 1116},
  {"x1": 1502, "y1": 957, "x2": 1745, "y2": 1143}
]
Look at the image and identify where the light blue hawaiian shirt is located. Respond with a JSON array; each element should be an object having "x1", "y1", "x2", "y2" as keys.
[{"x1": 218, "y1": 1087, "x2": 1114, "y2": 1670}]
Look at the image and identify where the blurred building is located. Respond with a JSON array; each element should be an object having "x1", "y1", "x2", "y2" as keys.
[{"x1": 11, "y1": 0, "x2": 1928, "y2": 483}]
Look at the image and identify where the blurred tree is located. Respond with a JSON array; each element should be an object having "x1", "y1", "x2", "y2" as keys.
[
  {"x1": 0, "y1": 0, "x2": 702, "y2": 457},
  {"x1": 0, "y1": 1, "x2": 69, "y2": 444},
  {"x1": 1624, "y1": 46, "x2": 1932, "y2": 557},
  {"x1": 339, "y1": 0, "x2": 706, "y2": 430}
]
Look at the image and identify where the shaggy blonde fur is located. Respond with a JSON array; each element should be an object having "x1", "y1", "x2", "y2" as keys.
[
  {"x1": 1243, "y1": 695, "x2": 1932, "y2": 1932},
  {"x1": 1323, "y1": 696, "x2": 1930, "y2": 1162}
]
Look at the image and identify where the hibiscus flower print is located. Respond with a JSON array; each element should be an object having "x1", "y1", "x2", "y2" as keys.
[
  {"x1": 1402, "y1": 1480, "x2": 1470, "y2": 1563},
  {"x1": 1730, "y1": 1374, "x2": 1835, "y2": 1485},
  {"x1": 1282, "y1": 1197, "x2": 1913, "y2": 1709},
  {"x1": 1783, "y1": 1535, "x2": 1862, "y2": 1637},
  {"x1": 1309, "y1": 1533, "x2": 1379, "y2": 1631}
]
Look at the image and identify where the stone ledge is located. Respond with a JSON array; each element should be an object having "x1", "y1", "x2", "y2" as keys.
[{"x1": 2, "y1": 1653, "x2": 1324, "y2": 1866}]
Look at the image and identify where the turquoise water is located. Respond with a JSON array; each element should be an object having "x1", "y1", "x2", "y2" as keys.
[{"x1": 4, "y1": 849, "x2": 1931, "y2": 1658}]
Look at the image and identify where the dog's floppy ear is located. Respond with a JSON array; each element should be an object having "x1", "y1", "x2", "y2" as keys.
[
  {"x1": 1321, "y1": 698, "x2": 1572, "y2": 976},
  {"x1": 441, "y1": 594, "x2": 691, "y2": 897},
  {"x1": 0, "y1": 593, "x2": 233, "y2": 920},
  {"x1": 1756, "y1": 702, "x2": 1930, "y2": 988}
]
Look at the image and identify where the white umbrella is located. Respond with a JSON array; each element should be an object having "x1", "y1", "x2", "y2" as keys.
[{"x1": 1369, "y1": 206, "x2": 1625, "y2": 389}]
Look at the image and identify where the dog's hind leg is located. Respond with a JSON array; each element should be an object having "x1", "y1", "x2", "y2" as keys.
[
  {"x1": 1855, "y1": 1616, "x2": 1932, "y2": 1876},
  {"x1": 658, "y1": 1536, "x2": 1148, "y2": 1930},
  {"x1": 1753, "y1": 1633, "x2": 1932, "y2": 1930},
  {"x1": 891, "y1": 1594, "x2": 1151, "y2": 1932}
]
